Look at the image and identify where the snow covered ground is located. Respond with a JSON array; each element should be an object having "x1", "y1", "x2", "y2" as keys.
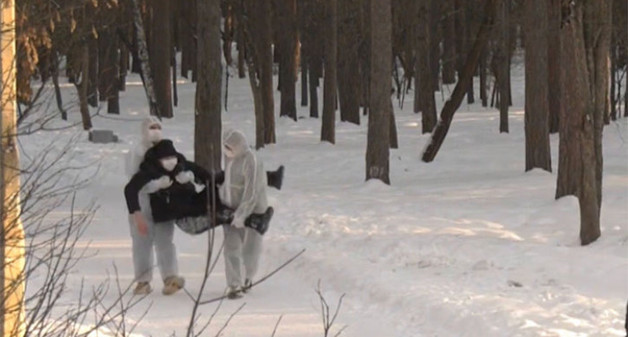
[{"x1": 19, "y1": 69, "x2": 628, "y2": 337}]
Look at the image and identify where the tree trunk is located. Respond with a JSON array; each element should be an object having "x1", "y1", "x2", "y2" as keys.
[
  {"x1": 180, "y1": 0, "x2": 197, "y2": 79},
  {"x1": 581, "y1": 0, "x2": 611, "y2": 244},
  {"x1": 131, "y1": 0, "x2": 161, "y2": 117},
  {"x1": 416, "y1": 0, "x2": 437, "y2": 133},
  {"x1": 429, "y1": 0, "x2": 441, "y2": 90},
  {"x1": 245, "y1": 0, "x2": 275, "y2": 145},
  {"x1": 194, "y1": 0, "x2": 222, "y2": 172},
  {"x1": 301, "y1": 47, "x2": 308, "y2": 107},
  {"x1": 78, "y1": 44, "x2": 93, "y2": 130},
  {"x1": 337, "y1": 0, "x2": 361, "y2": 125},
  {"x1": 556, "y1": 7, "x2": 583, "y2": 199},
  {"x1": 523, "y1": 0, "x2": 551, "y2": 172},
  {"x1": 497, "y1": 0, "x2": 510, "y2": 133},
  {"x1": 87, "y1": 31, "x2": 98, "y2": 108},
  {"x1": 547, "y1": 0, "x2": 561, "y2": 133},
  {"x1": 98, "y1": 24, "x2": 120, "y2": 114},
  {"x1": 1, "y1": 0, "x2": 26, "y2": 334},
  {"x1": 321, "y1": 0, "x2": 337, "y2": 144},
  {"x1": 150, "y1": 0, "x2": 173, "y2": 118},
  {"x1": 309, "y1": 61, "x2": 319, "y2": 118},
  {"x1": 422, "y1": 0, "x2": 497, "y2": 163},
  {"x1": 442, "y1": 0, "x2": 456, "y2": 84},
  {"x1": 366, "y1": 0, "x2": 391, "y2": 184},
  {"x1": 51, "y1": 51, "x2": 66, "y2": 120},
  {"x1": 479, "y1": 48, "x2": 488, "y2": 107},
  {"x1": 277, "y1": 0, "x2": 298, "y2": 120},
  {"x1": 260, "y1": 0, "x2": 275, "y2": 144}
]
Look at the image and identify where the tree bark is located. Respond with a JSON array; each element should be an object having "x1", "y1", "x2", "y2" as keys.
[
  {"x1": 1, "y1": 0, "x2": 26, "y2": 334},
  {"x1": 321, "y1": 0, "x2": 337, "y2": 144},
  {"x1": 523, "y1": 0, "x2": 551, "y2": 172},
  {"x1": 150, "y1": 0, "x2": 173, "y2": 118},
  {"x1": 337, "y1": 0, "x2": 361, "y2": 125},
  {"x1": 422, "y1": 0, "x2": 497, "y2": 163},
  {"x1": 497, "y1": 0, "x2": 510, "y2": 133},
  {"x1": 416, "y1": 0, "x2": 437, "y2": 133},
  {"x1": 547, "y1": 0, "x2": 561, "y2": 133},
  {"x1": 260, "y1": 0, "x2": 275, "y2": 144},
  {"x1": 131, "y1": 0, "x2": 161, "y2": 117},
  {"x1": 366, "y1": 0, "x2": 391, "y2": 184},
  {"x1": 194, "y1": 0, "x2": 222, "y2": 172},
  {"x1": 78, "y1": 44, "x2": 93, "y2": 130},
  {"x1": 277, "y1": 0, "x2": 298, "y2": 120},
  {"x1": 442, "y1": 0, "x2": 456, "y2": 84}
]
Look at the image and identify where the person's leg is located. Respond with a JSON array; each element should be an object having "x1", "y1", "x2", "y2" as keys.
[
  {"x1": 242, "y1": 229, "x2": 263, "y2": 286},
  {"x1": 222, "y1": 225, "x2": 245, "y2": 290},
  {"x1": 153, "y1": 221, "x2": 179, "y2": 280},
  {"x1": 129, "y1": 215, "x2": 154, "y2": 294}
]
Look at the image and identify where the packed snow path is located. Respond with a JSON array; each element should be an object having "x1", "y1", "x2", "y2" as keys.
[{"x1": 21, "y1": 74, "x2": 628, "y2": 336}]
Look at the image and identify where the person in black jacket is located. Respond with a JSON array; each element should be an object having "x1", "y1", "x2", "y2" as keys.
[
  {"x1": 124, "y1": 139, "x2": 280, "y2": 295},
  {"x1": 125, "y1": 140, "x2": 276, "y2": 235}
]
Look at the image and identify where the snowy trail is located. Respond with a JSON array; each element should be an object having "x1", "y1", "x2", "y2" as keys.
[{"x1": 19, "y1": 74, "x2": 628, "y2": 337}]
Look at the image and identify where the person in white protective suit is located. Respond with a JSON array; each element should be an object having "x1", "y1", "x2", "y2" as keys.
[
  {"x1": 125, "y1": 116, "x2": 184, "y2": 296},
  {"x1": 220, "y1": 129, "x2": 270, "y2": 299}
]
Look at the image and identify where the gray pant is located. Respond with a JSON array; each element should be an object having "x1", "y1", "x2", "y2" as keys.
[
  {"x1": 222, "y1": 225, "x2": 263, "y2": 288},
  {"x1": 129, "y1": 215, "x2": 178, "y2": 283}
]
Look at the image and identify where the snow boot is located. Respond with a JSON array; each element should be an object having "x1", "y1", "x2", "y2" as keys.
[
  {"x1": 267, "y1": 165, "x2": 284, "y2": 190},
  {"x1": 226, "y1": 286, "x2": 243, "y2": 300},
  {"x1": 162, "y1": 275, "x2": 185, "y2": 295},
  {"x1": 245, "y1": 207, "x2": 273, "y2": 235},
  {"x1": 133, "y1": 282, "x2": 152, "y2": 295}
]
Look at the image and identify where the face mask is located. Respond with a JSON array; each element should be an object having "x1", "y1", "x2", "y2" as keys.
[
  {"x1": 160, "y1": 157, "x2": 178, "y2": 172},
  {"x1": 147, "y1": 129, "x2": 162, "y2": 143},
  {"x1": 224, "y1": 146, "x2": 236, "y2": 158}
]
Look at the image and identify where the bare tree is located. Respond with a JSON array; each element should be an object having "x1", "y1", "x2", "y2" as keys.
[
  {"x1": 422, "y1": 0, "x2": 497, "y2": 163},
  {"x1": 366, "y1": 0, "x2": 391, "y2": 184},
  {"x1": 321, "y1": 0, "x2": 337, "y2": 144},
  {"x1": 415, "y1": 0, "x2": 437, "y2": 134},
  {"x1": 523, "y1": 0, "x2": 551, "y2": 172},
  {"x1": 194, "y1": 0, "x2": 222, "y2": 172}
]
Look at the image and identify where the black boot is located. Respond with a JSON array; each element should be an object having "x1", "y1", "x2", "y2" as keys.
[
  {"x1": 245, "y1": 207, "x2": 273, "y2": 235},
  {"x1": 266, "y1": 165, "x2": 284, "y2": 190}
]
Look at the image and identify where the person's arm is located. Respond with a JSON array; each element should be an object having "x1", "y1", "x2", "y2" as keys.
[
  {"x1": 124, "y1": 172, "x2": 153, "y2": 214},
  {"x1": 184, "y1": 161, "x2": 226, "y2": 184}
]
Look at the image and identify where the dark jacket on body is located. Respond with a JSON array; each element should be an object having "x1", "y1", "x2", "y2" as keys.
[{"x1": 124, "y1": 140, "x2": 225, "y2": 223}]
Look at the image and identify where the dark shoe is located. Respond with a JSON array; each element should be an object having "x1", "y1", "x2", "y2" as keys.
[
  {"x1": 245, "y1": 207, "x2": 273, "y2": 235},
  {"x1": 267, "y1": 165, "x2": 284, "y2": 190}
]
